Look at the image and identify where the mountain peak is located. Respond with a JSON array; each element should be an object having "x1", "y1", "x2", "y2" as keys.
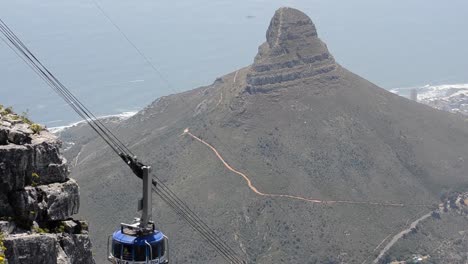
[
  {"x1": 247, "y1": 7, "x2": 336, "y2": 93},
  {"x1": 266, "y1": 7, "x2": 318, "y2": 48}
]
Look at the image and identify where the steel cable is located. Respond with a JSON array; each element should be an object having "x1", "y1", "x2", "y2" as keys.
[
  {"x1": 152, "y1": 177, "x2": 247, "y2": 263},
  {"x1": 0, "y1": 16, "x2": 246, "y2": 264},
  {"x1": 152, "y1": 184, "x2": 245, "y2": 264}
]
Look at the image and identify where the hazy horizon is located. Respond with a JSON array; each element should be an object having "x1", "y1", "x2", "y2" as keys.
[{"x1": 1, "y1": 0, "x2": 467, "y2": 126}]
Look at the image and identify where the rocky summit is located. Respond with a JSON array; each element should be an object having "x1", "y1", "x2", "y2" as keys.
[
  {"x1": 247, "y1": 7, "x2": 336, "y2": 93},
  {"x1": 62, "y1": 7, "x2": 468, "y2": 264},
  {"x1": 0, "y1": 106, "x2": 95, "y2": 264}
]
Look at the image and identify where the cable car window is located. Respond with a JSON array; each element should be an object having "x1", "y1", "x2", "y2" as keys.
[
  {"x1": 113, "y1": 241, "x2": 122, "y2": 258},
  {"x1": 160, "y1": 240, "x2": 165, "y2": 256},
  {"x1": 151, "y1": 242, "x2": 159, "y2": 258},
  {"x1": 122, "y1": 244, "x2": 133, "y2": 260},
  {"x1": 134, "y1": 245, "x2": 147, "y2": 261}
]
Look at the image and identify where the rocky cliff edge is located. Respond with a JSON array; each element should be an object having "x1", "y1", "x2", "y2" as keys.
[{"x1": 0, "y1": 106, "x2": 95, "y2": 264}]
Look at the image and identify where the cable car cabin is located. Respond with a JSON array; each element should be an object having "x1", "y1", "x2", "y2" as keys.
[{"x1": 108, "y1": 222, "x2": 169, "y2": 264}]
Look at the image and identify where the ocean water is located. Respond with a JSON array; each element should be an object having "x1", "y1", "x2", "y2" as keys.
[{"x1": 1, "y1": 0, "x2": 468, "y2": 127}]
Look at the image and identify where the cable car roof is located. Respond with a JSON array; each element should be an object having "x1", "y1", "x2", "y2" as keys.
[{"x1": 112, "y1": 230, "x2": 165, "y2": 245}]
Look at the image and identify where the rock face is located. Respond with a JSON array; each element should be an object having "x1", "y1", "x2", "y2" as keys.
[
  {"x1": 0, "y1": 108, "x2": 95, "y2": 264},
  {"x1": 246, "y1": 7, "x2": 336, "y2": 93},
  {"x1": 10, "y1": 179, "x2": 80, "y2": 222}
]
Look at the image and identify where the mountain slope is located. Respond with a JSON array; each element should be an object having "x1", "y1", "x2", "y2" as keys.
[{"x1": 68, "y1": 7, "x2": 468, "y2": 263}]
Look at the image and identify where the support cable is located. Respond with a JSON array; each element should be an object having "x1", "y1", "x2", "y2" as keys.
[
  {"x1": 0, "y1": 19, "x2": 132, "y2": 157},
  {"x1": 152, "y1": 183, "x2": 245, "y2": 264},
  {"x1": 91, "y1": 0, "x2": 174, "y2": 91},
  {"x1": 0, "y1": 17, "x2": 247, "y2": 264},
  {"x1": 152, "y1": 177, "x2": 246, "y2": 264}
]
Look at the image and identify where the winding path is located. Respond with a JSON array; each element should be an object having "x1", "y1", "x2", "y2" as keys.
[
  {"x1": 183, "y1": 128, "x2": 420, "y2": 207},
  {"x1": 233, "y1": 70, "x2": 239, "y2": 83}
]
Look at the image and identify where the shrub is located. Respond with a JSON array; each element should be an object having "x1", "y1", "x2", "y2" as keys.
[
  {"x1": 0, "y1": 232, "x2": 6, "y2": 264},
  {"x1": 30, "y1": 123, "x2": 42, "y2": 134},
  {"x1": 31, "y1": 172, "x2": 40, "y2": 187},
  {"x1": 57, "y1": 223, "x2": 65, "y2": 233},
  {"x1": 0, "y1": 106, "x2": 13, "y2": 116},
  {"x1": 32, "y1": 226, "x2": 49, "y2": 234}
]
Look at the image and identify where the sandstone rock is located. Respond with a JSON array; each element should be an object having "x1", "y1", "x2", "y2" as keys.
[
  {"x1": 0, "y1": 127, "x2": 8, "y2": 145},
  {"x1": 1, "y1": 111, "x2": 94, "y2": 263},
  {"x1": 5, "y1": 115, "x2": 21, "y2": 125},
  {"x1": 0, "y1": 221, "x2": 15, "y2": 235},
  {"x1": 4, "y1": 234, "x2": 59, "y2": 264},
  {"x1": 56, "y1": 243, "x2": 71, "y2": 264},
  {"x1": 9, "y1": 187, "x2": 39, "y2": 223},
  {"x1": 7, "y1": 128, "x2": 31, "y2": 145},
  {"x1": 36, "y1": 179, "x2": 80, "y2": 221},
  {"x1": 9, "y1": 179, "x2": 79, "y2": 223},
  {"x1": 15, "y1": 123, "x2": 34, "y2": 135},
  {"x1": 31, "y1": 143, "x2": 69, "y2": 185},
  {"x1": 57, "y1": 219, "x2": 89, "y2": 234},
  {"x1": 3, "y1": 233, "x2": 95, "y2": 264},
  {"x1": 0, "y1": 191, "x2": 13, "y2": 217},
  {"x1": 0, "y1": 121, "x2": 12, "y2": 127},
  {"x1": 62, "y1": 220, "x2": 78, "y2": 234},
  {"x1": 0, "y1": 140, "x2": 68, "y2": 194},
  {"x1": 43, "y1": 160, "x2": 69, "y2": 184},
  {"x1": 0, "y1": 145, "x2": 30, "y2": 193},
  {"x1": 246, "y1": 7, "x2": 337, "y2": 93},
  {"x1": 59, "y1": 234, "x2": 96, "y2": 264}
]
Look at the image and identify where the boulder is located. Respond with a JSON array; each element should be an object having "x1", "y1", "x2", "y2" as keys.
[
  {"x1": 7, "y1": 128, "x2": 31, "y2": 145},
  {"x1": 14, "y1": 123, "x2": 34, "y2": 135},
  {"x1": 59, "y1": 234, "x2": 96, "y2": 264},
  {"x1": 10, "y1": 179, "x2": 79, "y2": 222},
  {"x1": 43, "y1": 160, "x2": 69, "y2": 184},
  {"x1": 9, "y1": 187, "x2": 39, "y2": 223},
  {"x1": 0, "y1": 121, "x2": 12, "y2": 127},
  {"x1": 0, "y1": 221, "x2": 15, "y2": 235},
  {"x1": 61, "y1": 220, "x2": 78, "y2": 234},
  {"x1": 0, "y1": 141, "x2": 68, "y2": 194},
  {"x1": 56, "y1": 243, "x2": 71, "y2": 264},
  {"x1": 4, "y1": 234, "x2": 59, "y2": 264},
  {"x1": 0, "y1": 145, "x2": 32, "y2": 193},
  {"x1": 3, "y1": 233, "x2": 95, "y2": 264},
  {"x1": 36, "y1": 179, "x2": 80, "y2": 221}
]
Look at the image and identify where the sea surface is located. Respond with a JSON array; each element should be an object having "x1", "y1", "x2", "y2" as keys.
[{"x1": 1, "y1": 0, "x2": 468, "y2": 127}]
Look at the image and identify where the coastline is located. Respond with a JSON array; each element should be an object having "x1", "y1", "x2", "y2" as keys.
[{"x1": 48, "y1": 111, "x2": 138, "y2": 134}]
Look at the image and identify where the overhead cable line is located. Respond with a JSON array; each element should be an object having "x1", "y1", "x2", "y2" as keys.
[
  {"x1": 152, "y1": 182, "x2": 245, "y2": 264},
  {"x1": 83, "y1": 4, "x2": 248, "y2": 261},
  {"x1": 91, "y1": 0, "x2": 175, "y2": 91},
  {"x1": 85, "y1": 3, "x2": 248, "y2": 261},
  {"x1": 0, "y1": 17, "x2": 246, "y2": 264},
  {"x1": 0, "y1": 19, "x2": 133, "y2": 157},
  {"x1": 151, "y1": 176, "x2": 246, "y2": 264}
]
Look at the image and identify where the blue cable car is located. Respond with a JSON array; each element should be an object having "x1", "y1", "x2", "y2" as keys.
[
  {"x1": 108, "y1": 222, "x2": 169, "y2": 263},
  {"x1": 108, "y1": 165, "x2": 169, "y2": 263}
]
